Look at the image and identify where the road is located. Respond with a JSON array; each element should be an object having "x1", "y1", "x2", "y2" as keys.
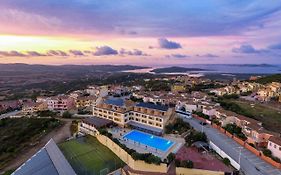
[
  {"x1": 183, "y1": 117, "x2": 281, "y2": 175},
  {"x1": 0, "y1": 110, "x2": 20, "y2": 119}
]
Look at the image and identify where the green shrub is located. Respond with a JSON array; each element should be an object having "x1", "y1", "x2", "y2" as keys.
[
  {"x1": 167, "y1": 153, "x2": 175, "y2": 164},
  {"x1": 181, "y1": 160, "x2": 193, "y2": 168},
  {"x1": 185, "y1": 131, "x2": 207, "y2": 145},
  {"x1": 263, "y1": 149, "x2": 272, "y2": 157},
  {"x1": 272, "y1": 156, "x2": 281, "y2": 163},
  {"x1": 193, "y1": 111, "x2": 210, "y2": 120},
  {"x1": 223, "y1": 124, "x2": 247, "y2": 141},
  {"x1": 223, "y1": 158, "x2": 231, "y2": 166},
  {"x1": 222, "y1": 94, "x2": 239, "y2": 99},
  {"x1": 165, "y1": 118, "x2": 190, "y2": 134},
  {"x1": 62, "y1": 111, "x2": 72, "y2": 118}
]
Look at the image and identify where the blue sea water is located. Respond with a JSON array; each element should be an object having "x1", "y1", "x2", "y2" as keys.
[{"x1": 178, "y1": 64, "x2": 281, "y2": 74}]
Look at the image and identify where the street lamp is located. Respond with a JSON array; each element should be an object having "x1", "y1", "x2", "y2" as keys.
[{"x1": 238, "y1": 147, "x2": 243, "y2": 164}]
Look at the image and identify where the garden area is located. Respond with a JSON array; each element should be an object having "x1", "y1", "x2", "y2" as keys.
[
  {"x1": 223, "y1": 124, "x2": 247, "y2": 141},
  {"x1": 165, "y1": 118, "x2": 191, "y2": 134}
]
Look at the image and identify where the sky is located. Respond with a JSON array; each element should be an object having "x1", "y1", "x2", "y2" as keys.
[{"x1": 0, "y1": 0, "x2": 281, "y2": 66}]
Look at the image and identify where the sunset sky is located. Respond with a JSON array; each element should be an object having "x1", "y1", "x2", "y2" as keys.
[{"x1": 0, "y1": 0, "x2": 281, "y2": 65}]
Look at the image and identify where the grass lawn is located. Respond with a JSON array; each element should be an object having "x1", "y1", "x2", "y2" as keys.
[
  {"x1": 59, "y1": 136, "x2": 125, "y2": 175},
  {"x1": 229, "y1": 99, "x2": 281, "y2": 133}
]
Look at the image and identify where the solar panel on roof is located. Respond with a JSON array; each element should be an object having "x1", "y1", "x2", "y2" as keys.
[{"x1": 136, "y1": 102, "x2": 169, "y2": 111}]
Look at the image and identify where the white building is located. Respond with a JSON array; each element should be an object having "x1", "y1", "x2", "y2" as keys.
[{"x1": 267, "y1": 136, "x2": 281, "y2": 160}]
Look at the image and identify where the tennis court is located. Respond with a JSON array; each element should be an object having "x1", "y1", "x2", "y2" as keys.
[{"x1": 59, "y1": 136, "x2": 125, "y2": 175}]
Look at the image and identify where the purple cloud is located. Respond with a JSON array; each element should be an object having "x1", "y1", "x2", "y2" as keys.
[
  {"x1": 232, "y1": 44, "x2": 263, "y2": 54},
  {"x1": 1, "y1": 1, "x2": 281, "y2": 37},
  {"x1": 119, "y1": 48, "x2": 149, "y2": 56},
  {"x1": 69, "y1": 50, "x2": 85, "y2": 56},
  {"x1": 93, "y1": 46, "x2": 118, "y2": 56},
  {"x1": 196, "y1": 53, "x2": 219, "y2": 58},
  {"x1": 158, "y1": 38, "x2": 182, "y2": 49},
  {"x1": 46, "y1": 50, "x2": 69, "y2": 56},
  {"x1": 166, "y1": 54, "x2": 189, "y2": 58},
  {"x1": 0, "y1": 51, "x2": 26, "y2": 57},
  {"x1": 26, "y1": 51, "x2": 46, "y2": 56},
  {"x1": 268, "y1": 43, "x2": 281, "y2": 50}
]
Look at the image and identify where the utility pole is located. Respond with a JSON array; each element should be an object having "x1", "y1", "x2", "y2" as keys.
[{"x1": 238, "y1": 147, "x2": 243, "y2": 164}]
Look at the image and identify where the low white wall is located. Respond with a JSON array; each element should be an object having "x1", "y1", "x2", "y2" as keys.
[{"x1": 209, "y1": 141, "x2": 240, "y2": 170}]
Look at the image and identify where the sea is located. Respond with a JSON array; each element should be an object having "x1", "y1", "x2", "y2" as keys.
[{"x1": 124, "y1": 64, "x2": 281, "y2": 75}]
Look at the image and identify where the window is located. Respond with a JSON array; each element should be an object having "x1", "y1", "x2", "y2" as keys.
[
  {"x1": 114, "y1": 118, "x2": 121, "y2": 122},
  {"x1": 274, "y1": 145, "x2": 277, "y2": 148}
]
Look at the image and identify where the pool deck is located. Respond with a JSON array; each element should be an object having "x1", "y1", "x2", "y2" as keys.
[{"x1": 108, "y1": 127, "x2": 185, "y2": 159}]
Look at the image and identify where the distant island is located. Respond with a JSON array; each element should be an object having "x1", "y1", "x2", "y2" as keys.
[
  {"x1": 151, "y1": 66, "x2": 210, "y2": 73},
  {"x1": 229, "y1": 64, "x2": 277, "y2": 68}
]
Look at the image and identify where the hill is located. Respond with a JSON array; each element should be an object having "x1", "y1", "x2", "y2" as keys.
[
  {"x1": 255, "y1": 74, "x2": 281, "y2": 84},
  {"x1": 151, "y1": 66, "x2": 209, "y2": 73}
]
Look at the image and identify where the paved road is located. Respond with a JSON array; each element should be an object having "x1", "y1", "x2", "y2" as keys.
[
  {"x1": 183, "y1": 117, "x2": 281, "y2": 175},
  {"x1": 0, "y1": 110, "x2": 20, "y2": 119}
]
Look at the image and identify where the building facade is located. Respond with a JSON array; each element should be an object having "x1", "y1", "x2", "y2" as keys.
[{"x1": 93, "y1": 100, "x2": 174, "y2": 135}]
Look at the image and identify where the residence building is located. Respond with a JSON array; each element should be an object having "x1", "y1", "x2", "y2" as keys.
[
  {"x1": 79, "y1": 116, "x2": 113, "y2": 135},
  {"x1": 37, "y1": 95, "x2": 75, "y2": 111},
  {"x1": 75, "y1": 95, "x2": 97, "y2": 108},
  {"x1": 22, "y1": 102, "x2": 48, "y2": 114},
  {"x1": 267, "y1": 136, "x2": 281, "y2": 160},
  {"x1": 93, "y1": 97, "x2": 174, "y2": 135}
]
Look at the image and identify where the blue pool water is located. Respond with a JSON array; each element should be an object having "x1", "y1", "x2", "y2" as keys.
[{"x1": 123, "y1": 130, "x2": 174, "y2": 152}]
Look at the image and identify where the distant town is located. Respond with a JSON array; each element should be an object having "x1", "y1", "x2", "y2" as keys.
[{"x1": 1, "y1": 69, "x2": 281, "y2": 175}]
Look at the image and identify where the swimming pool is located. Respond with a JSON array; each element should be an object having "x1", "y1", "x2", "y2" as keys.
[{"x1": 123, "y1": 130, "x2": 174, "y2": 152}]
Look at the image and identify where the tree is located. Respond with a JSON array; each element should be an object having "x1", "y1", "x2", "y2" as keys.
[
  {"x1": 181, "y1": 160, "x2": 193, "y2": 168},
  {"x1": 167, "y1": 153, "x2": 175, "y2": 164},
  {"x1": 70, "y1": 120, "x2": 79, "y2": 135},
  {"x1": 263, "y1": 149, "x2": 272, "y2": 157},
  {"x1": 62, "y1": 111, "x2": 72, "y2": 118},
  {"x1": 223, "y1": 158, "x2": 231, "y2": 166}
]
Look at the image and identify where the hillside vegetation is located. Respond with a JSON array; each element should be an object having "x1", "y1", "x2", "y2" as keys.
[
  {"x1": 0, "y1": 118, "x2": 61, "y2": 169},
  {"x1": 255, "y1": 74, "x2": 281, "y2": 84}
]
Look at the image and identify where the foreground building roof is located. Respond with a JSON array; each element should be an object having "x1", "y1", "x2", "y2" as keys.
[{"x1": 13, "y1": 139, "x2": 76, "y2": 175}]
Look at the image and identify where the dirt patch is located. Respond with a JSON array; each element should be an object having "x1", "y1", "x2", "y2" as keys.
[{"x1": 176, "y1": 146, "x2": 231, "y2": 172}]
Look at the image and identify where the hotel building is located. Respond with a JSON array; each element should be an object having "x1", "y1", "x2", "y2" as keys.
[{"x1": 93, "y1": 98, "x2": 174, "y2": 135}]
